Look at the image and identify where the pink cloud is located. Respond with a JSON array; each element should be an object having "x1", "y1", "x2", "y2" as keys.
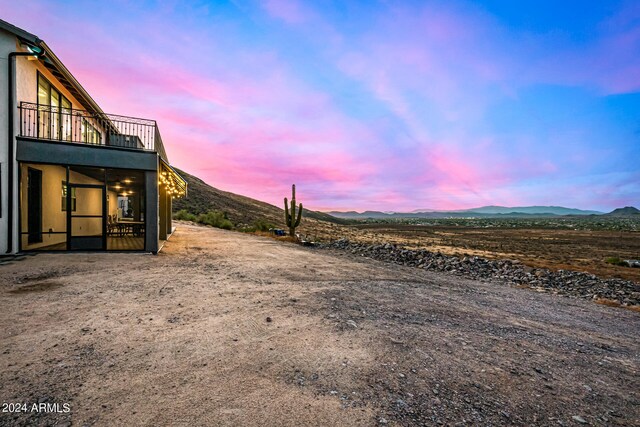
[{"x1": 1, "y1": 0, "x2": 636, "y2": 212}]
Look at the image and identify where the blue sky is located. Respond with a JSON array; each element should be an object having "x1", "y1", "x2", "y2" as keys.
[{"x1": 3, "y1": 0, "x2": 639, "y2": 210}]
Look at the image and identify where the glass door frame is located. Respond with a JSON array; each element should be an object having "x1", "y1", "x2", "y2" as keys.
[{"x1": 66, "y1": 183, "x2": 107, "y2": 251}]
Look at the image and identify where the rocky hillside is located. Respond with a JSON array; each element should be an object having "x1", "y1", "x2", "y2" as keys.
[{"x1": 172, "y1": 168, "x2": 349, "y2": 228}]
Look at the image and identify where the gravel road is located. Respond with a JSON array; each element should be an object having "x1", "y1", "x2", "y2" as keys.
[{"x1": 1, "y1": 223, "x2": 638, "y2": 426}]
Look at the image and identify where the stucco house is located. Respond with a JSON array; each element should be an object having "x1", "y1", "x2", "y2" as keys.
[{"x1": 1, "y1": 19, "x2": 186, "y2": 253}]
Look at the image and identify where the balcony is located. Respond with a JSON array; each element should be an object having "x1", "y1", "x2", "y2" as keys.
[{"x1": 18, "y1": 102, "x2": 167, "y2": 161}]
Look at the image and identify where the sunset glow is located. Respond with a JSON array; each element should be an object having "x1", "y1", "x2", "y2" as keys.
[{"x1": 3, "y1": 0, "x2": 638, "y2": 211}]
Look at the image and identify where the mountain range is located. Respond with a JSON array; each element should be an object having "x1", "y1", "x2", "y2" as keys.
[
  {"x1": 413, "y1": 206, "x2": 603, "y2": 215},
  {"x1": 170, "y1": 169, "x2": 637, "y2": 223},
  {"x1": 327, "y1": 205, "x2": 638, "y2": 219}
]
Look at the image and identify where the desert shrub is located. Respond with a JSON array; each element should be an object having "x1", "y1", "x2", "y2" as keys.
[
  {"x1": 195, "y1": 210, "x2": 234, "y2": 230},
  {"x1": 253, "y1": 219, "x2": 275, "y2": 232},
  {"x1": 604, "y1": 257, "x2": 627, "y2": 266},
  {"x1": 236, "y1": 219, "x2": 276, "y2": 233},
  {"x1": 173, "y1": 209, "x2": 197, "y2": 222}
]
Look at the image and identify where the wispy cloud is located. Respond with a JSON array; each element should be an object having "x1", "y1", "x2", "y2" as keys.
[{"x1": 2, "y1": 0, "x2": 638, "y2": 211}]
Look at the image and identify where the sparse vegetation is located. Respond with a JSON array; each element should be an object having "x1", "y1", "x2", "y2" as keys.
[
  {"x1": 170, "y1": 169, "x2": 640, "y2": 282},
  {"x1": 253, "y1": 219, "x2": 275, "y2": 232},
  {"x1": 354, "y1": 216, "x2": 640, "y2": 232},
  {"x1": 275, "y1": 235, "x2": 299, "y2": 243},
  {"x1": 604, "y1": 257, "x2": 627, "y2": 266},
  {"x1": 237, "y1": 219, "x2": 276, "y2": 233},
  {"x1": 174, "y1": 209, "x2": 233, "y2": 230},
  {"x1": 173, "y1": 209, "x2": 197, "y2": 222},
  {"x1": 195, "y1": 211, "x2": 234, "y2": 230},
  {"x1": 347, "y1": 222, "x2": 640, "y2": 282}
]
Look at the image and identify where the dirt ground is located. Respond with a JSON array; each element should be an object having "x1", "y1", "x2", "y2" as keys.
[
  {"x1": 1, "y1": 223, "x2": 639, "y2": 426},
  {"x1": 347, "y1": 224, "x2": 640, "y2": 283}
]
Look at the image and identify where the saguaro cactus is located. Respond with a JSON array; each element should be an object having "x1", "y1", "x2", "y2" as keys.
[{"x1": 284, "y1": 184, "x2": 303, "y2": 237}]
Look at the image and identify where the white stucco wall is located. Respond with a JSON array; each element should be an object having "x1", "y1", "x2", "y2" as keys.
[{"x1": 0, "y1": 29, "x2": 17, "y2": 253}]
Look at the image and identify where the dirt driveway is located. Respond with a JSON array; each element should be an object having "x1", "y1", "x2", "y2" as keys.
[{"x1": 1, "y1": 223, "x2": 638, "y2": 426}]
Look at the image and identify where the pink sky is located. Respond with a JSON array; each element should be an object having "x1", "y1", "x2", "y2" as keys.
[{"x1": 2, "y1": 0, "x2": 639, "y2": 212}]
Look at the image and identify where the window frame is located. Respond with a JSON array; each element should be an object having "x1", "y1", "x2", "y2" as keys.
[
  {"x1": 37, "y1": 72, "x2": 72, "y2": 141},
  {"x1": 61, "y1": 181, "x2": 77, "y2": 212}
]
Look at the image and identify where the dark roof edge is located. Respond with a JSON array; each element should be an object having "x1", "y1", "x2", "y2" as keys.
[
  {"x1": 0, "y1": 18, "x2": 40, "y2": 45},
  {"x1": 2, "y1": 18, "x2": 176, "y2": 166},
  {"x1": 38, "y1": 41, "x2": 105, "y2": 114},
  {"x1": 0, "y1": 18, "x2": 105, "y2": 115}
]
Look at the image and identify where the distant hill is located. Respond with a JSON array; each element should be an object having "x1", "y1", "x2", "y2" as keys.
[
  {"x1": 328, "y1": 205, "x2": 604, "y2": 219},
  {"x1": 606, "y1": 206, "x2": 640, "y2": 216},
  {"x1": 463, "y1": 206, "x2": 603, "y2": 215},
  {"x1": 171, "y1": 173, "x2": 627, "y2": 224},
  {"x1": 172, "y1": 168, "x2": 349, "y2": 227}
]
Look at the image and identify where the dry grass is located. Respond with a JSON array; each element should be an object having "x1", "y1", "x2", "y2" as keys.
[
  {"x1": 275, "y1": 236, "x2": 300, "y2": 243},
  {"x1": 252, "y1": 231, "x2": 275, "y2": 238},
  {"x1": 250, "y1": 230, "x2": 300, "y2": 244},
  {"x1": 595, "y1": 298, "x2": 623, "y2": 307},
  {"x1": 345, "y1": 225, "x2": 640, "y2": 282},
  {"x1": 594, "y1": 297, "x2": 640, "y2": 312}
]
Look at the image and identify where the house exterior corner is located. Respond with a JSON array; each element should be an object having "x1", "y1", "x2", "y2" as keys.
[{"x1": 0, "y1": 19, "x2": 186, "y2": 254}]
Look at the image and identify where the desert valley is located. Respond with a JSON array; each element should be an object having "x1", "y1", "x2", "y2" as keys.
[{"x1": 1, "y1": 2, "x2": 639, "y2": 426}]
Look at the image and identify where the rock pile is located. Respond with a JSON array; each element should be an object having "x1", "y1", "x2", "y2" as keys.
[{"x1": 319, "y1": 239, "x2": 640, "y2": 307}]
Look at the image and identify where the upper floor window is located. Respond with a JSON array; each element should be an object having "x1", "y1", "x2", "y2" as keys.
[{"x1": 37, "y1": 73, "x2": 72, "y2": 141}]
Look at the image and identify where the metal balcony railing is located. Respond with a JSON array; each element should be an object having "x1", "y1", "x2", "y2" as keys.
[{"x1": 18, "y1": 102, "x2": 167, "y2": 161}]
